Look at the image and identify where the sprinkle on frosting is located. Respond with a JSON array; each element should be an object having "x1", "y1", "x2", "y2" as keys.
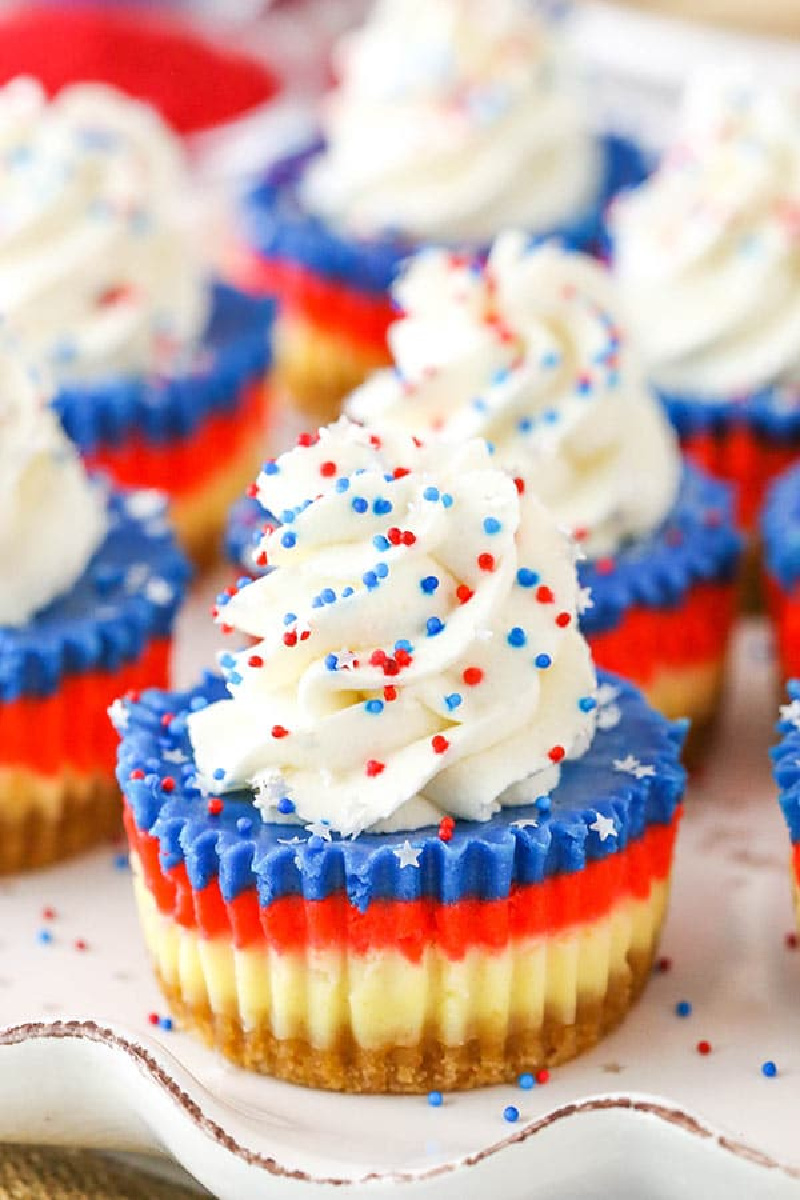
[
  {"x1": 188, "y1": 419, "x2": 598, "y2": 836},
  {"x1": 302, "y1": 0, "x2": 599, "y2": 242},
  {"x1": 346, "y1": 234, "x2": 681, "y2": 558}
]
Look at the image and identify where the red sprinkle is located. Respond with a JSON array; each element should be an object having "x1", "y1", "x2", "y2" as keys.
[
  {"x1": 555, "y1": 611, "x2": 571, "y2": 628},
  {"x1": 271, "y1": 725, "x2": 289, "y2": 739},
  {"x1": 125, "y1": 690, "x2": 140, "y2": 704},
  {"x1": 246, "y1": 483, "x2": 259, "y2": 498},
  {"x1": 161, "y1": 777, "x2": 175, "y2": 793},
  {"x1": 74, "y1": 939, "x2": 88, "y2": 952},
  {"x1": 456, "y1": 585, "x2": 474, "y2": 604},
  {"x1": 696, "y1": 1040, "x2": 711, "y2": 1056},
  {"x1": 296, "y1": 431, "x2": 317, "y2": 447},
  {"x1": 147, "y1": 1012, "x2": 160, "y2": 1026},
  {"x1": 384, "y1": 685, "x2": 398, "y2": 701},
  {"x1": 319, "y1": 460, "x2": 337, "y2": 477},
  {"x1": 786, "y1": 932, "x2": 798, "y2": 950},
  {"x1": 595, "y1": 557, "x2": 616, "y2": 575},
  {"x1": 535, "y1": 586, "x2": 554, "y2": 604},
  {"x1": 160, "y1": 712, "x2": 174, "y2": 728},
  {"x1": 129, "y1": 769, "x2": 144, "y2": 781},
  {"x1": 394, "y1": 649, "x2": 412, "y2": 668},
  {"x1": 438, "y1": 816, "x2": 455, "y2": 842},
  {"x1": 536, "y1": 1068, "x2": 550, "y2": 1085},
  {"x1": 402, "y1": 531, "x2": 417, "y2": 546},
  {"x1": 513, "y1": 476, "x2": 525, "y2": 494},
  {"x1": 283, "y1": 630, "x2": 298, "y2": 647},
  {"x1": 478, "y1": 553, "x2": 495, "y2": 572},
  {"x1": 431, "y1": 735, "x2": 450, "y2": 754},
  {"x1": 393, "y1": 467, "x2": 410, "y2": 479},
  {"x1": 370, "y1": 650, "x2": 388, "y2": 666},
  {"x1": 387, "y1": 527, "x2": 402, "y2": 545},
  {"x1": 220, "y1": 624, "x2": 234, "y2": 636},
  {"x1": 365, "y1": 759, "x2": 385, "y2": 778},
  {"x1": 383, "y1": 659, "x2": 400, "y2": 677},
  {"x1": 207, "y1": 797, "x2": 224, "y2": 817},
  {"x1": 463, "y1": 667, "x2": 484, "y2": 686},
  {"x1": 247, "y1": 654, "x2": 264, "y2": 668},
  {"x1": 656, "y1": 956, "x2": 672, "y2": 973},
  {"x1": 548, "y1": 746, "x2": 565, "y2": 763},
  {"x1": 256, "y1": 552, "x2": 268, "y2": 567},
  {"x1": 42, "y1": 907, "x2": 56, "y2": 921}
]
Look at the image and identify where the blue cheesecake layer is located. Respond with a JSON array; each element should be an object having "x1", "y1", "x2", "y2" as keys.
[
  {"x1": 225, "y1": 464, "x2": 742, "y2": 635},
  {"x1": 54, "y1": 283, "x2": 275, "y2": 455},
  {"x1": 661, "y1": 383, "x2": 800, "y2": 444},
  {"x1": 762, "y1": 464, "x2": 800, "y2": 591},
  {"x1": 579, "y1": 464, "x2": 741, "y2": 636},
  {"x1": 117, "y1": 671, "x2": 686, "y2": 911},
  {"x1": 242, "y1": 133, "x2": 649, "y2": 295},
  {"x1": 771, "y1": 680, "x2": 800, "y2": 843},
  {"x1": 0, "y1": 488, "x2": 190, "y2": 702}
]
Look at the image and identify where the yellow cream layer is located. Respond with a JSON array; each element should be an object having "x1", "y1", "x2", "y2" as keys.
[
  {"x1": 277, "y1": 314, "x2": 390, "y2": 423},
  {"x1": 644, "y1": 657, "x2": 725, "y2": 729},
  {"x1": 133, "y1": 860, "x2": 669, "y2": 1053}
]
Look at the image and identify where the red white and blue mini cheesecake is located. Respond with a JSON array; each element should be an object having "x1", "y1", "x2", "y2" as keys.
[
  {"x1": 340, "y1": 236, "x2": 741, "y2": 757},
  {"x1": 762, "y1": 463, "x2": 800, "y2": 683},
  {"x1": 0, "y1": 78, "x2": 274, "y2": 566},
  {"x1": 771, "y1": 685, "x2": 800, "y2": 932},
  {"x1": 611, "y1": 74, "x2": 800, "y2": 540},
  {"x1": 0, "y1": 338, "x2": 188, "y2": 873},
  {"x1": 116, "y1": 421, "x2": 685, "y2": 1092},
  {"x1": 237, "y1": 0, "x2": 647, "y2": 422}
]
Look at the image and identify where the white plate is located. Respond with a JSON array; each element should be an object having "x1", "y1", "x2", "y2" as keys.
[{"x1": 1, "y1": 592, "x2": 800, "y2": 1198}]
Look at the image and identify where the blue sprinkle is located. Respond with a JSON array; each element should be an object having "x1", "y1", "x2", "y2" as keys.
[
  {"x1": 486, "y1": 442, "x2": 495, "y2": 454},
  {"x1": 312, "y1": 596, "x2": 324, "y2": 609},
  {"x1": 321, "y1": 588, "x2": 336, "y2": 605},
  {"x1": 325, "y1": 654, "x2": 338, "y2": 670},
  {"x1": 113, "y1": 852, "x2": 129, "y2": 870},
  {"x1": 236, "y1": 577, "x2": 251, "y2": 592},
  {"x1": 283, "y1": 611, "x2": 298, "y2": 625},
  {"x1": 445, "y1": 693, "x2": 462, "y2": 711},
  {"x1": 675, "y1": 1001, "x2": 692, "y2": 1018},
  {"x1": 535, "y1": 653, "x2": 552, "y2": 669},
  {"x1": 352, "y1": 496, "x2": 368, "y2": 513},
  {"x1": 484, "y1": 517, "x2": 502, "y2": 535},
  {"x1": 363, "y1": 571, "x2": 379, "y2": 590},
  {"x1": 373, "y1": 498, "x2": 392, "y2": 515},
  {"x1": 426, "y1": 617, "x2": 445, "y2": 637},
  {"x1": 212, "y1": 768, "x2": 225, "y2": 781},
  {"x1": 579, "y1": 696, "x2": 597, "y2": 713},
  {"x1": 263, "y1": 461, "x2": 279, "y2": 475},
  {"x1": 473, "y1": 398, "x2": 487, "y2": 412},
  {"x1": 336, "y1": 477, "x2": 350, "y2": 492},
  {"x1": 365, "y1": 700, "x2": 384, "y2": 715},
  {"x1": 576, "y1": 376, "x2": 593, "y2": 395},
  {"x1": 516, "y1": 568, "x2": 539, "y2": 588},
  {"x1": 308, "y1": 835, "x2": 324, "y2": 850},
  {"x1": 228, "y1": 671, "x2": 243, "y2": 685},
  {"x1": 428, "y1": 1091, "x2": 443, "y2": 1108},
  {"x1": 281, "y1": 531, "x2": 297, "y2": 549},
  {"x1": 423, "y1": 486, "x2": 440, "y2": 502},
  {"x1": 762, "y1": 1060, "x2": 778, "y2": 1078},
  {"x1": 535, "y1": 794, "x2": 551, "y2": 814},
  {"x1": 159, "y1": 1017, "x2": 174, "y2": 1032},
  {"x1": 395, "y1": 639, "x2": 413, "y2": 652},
  {"x1": 542, "y1": 408, "x2": 558, "y2": 424},
  {"x1": 374, "y1": 535, "x2": 390, "y2": 551},
  {"x1": 220, "y1": 653, "x2": 235, "y2": 669},
  {"x1": 420, "y1": 575, "x2": 440, "y2": 594},
  {"x1": 190, "y1": 697, "x2": 208, "y2": 711},
  {"x1": 375, "y1": 563, "x2": 389, "y2": 579},
  {"x1": 503, "y1": 1106, "x2": 520, "y2": 1124},
  {"x1": 277, "y1": 797, "x2": 295, "y2": 815},
  {"x1": 491, "y1": 367, "x2": 511, "y2": 386},
  {"x1": 442, "y1": 493, "x2": 453, "y2": 508},
  {"x1": 281, "y1": 509, "x2": 295, "y2": 524},
  {"x1": 517, "y1": 417, "x2": 533, "y2": 434},
  {"x1": 37, "y1": 930, "x2": 53, "y2": 945},
  {"x1": 342, "y1": 587, "x2": 355, "y2": 598},
  {"x1": 236, "y1": 817, "x2": 253, "y2": 835},
  {"x1": 518, "y1": 1073, "x2": 535, "y2": 1090},
  {"x1": 541, "y1": 350, "x2": 561, "y2": 369},
  {"x1": 507, "y1": 627, "x2": 527, "y2": 648}
]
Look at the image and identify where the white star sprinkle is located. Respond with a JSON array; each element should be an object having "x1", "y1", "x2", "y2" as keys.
[
  {"x1": 252, "y1": 768, "x2": 292, "y2": 817},
  {"x1": 577, "y1": 585, "x2": 594, "y2": 614},
  {"x1": 597, "y1": 703, "x2": 622, "y2": 731},
  {"x1": 333, "y1": 649, "x2": 359, "y2": 670},
  {"x1": 613, "y1": 755, "x2": 655, "y2": 780},
  {"x1": 125, "y1": 564, "x2": 149, "y2": 593},
  {"x1": 162, "y1": 748, "x2": 187, "y2": 764},
  {"x1": 277, "y1": 836, "x2": 303, "y2": 846},
  {"x1": 590, "y1": 812, "x2": 617, "y2": 842},
  {"x1": 126, "y1": 490, "x2": 165, "y2": 520},
  {"x1": 145, "y1": 577, "x2": 174, "y2": 606},
  {"x1": 305, "y1": 819, "x2": 333, "y2": 841},
  {"x1": 780, "y1": 699, "x2": 800, "y2": 729},
  {"x1": 393, "y1": 840, "x2": 422, "y2": 868},
  {"x1": 511, "y1": 818, "x2": 539, "y2": 829},
  {"x1": 107, "y1": 699, "x2": 128, "y2": 732}
]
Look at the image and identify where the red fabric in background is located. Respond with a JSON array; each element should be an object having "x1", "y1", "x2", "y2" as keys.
[{"x1": 0, "y1": 4, "x2": 279, "y2": 135}]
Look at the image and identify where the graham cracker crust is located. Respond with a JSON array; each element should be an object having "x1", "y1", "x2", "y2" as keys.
[
  {"x1": 154, "y1": 946, "x2": 655, "y2": 1094},
  {"x1": 0, "y1": 768, "x2": 122, "y2": 874},
  {"x1": 276, "y1": 315, "x2": 391, "y2": 425}
]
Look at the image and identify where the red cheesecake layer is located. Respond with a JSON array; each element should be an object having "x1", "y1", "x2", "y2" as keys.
[
  {"x1": 588, "y1": 580, "x2": 736, "y2": 685},
  {"x1": 85, "y1": 381, "x2": 268, "y2": 500},
  {"x1": 682, "y1": 427, "x2": 798, "y2": 532},
  {"x1": 1, "y1": 639, "x2": 170, "y2": 777},
  {"x1": 125, "y1": 805, "x2": 680, "y2": 963}
]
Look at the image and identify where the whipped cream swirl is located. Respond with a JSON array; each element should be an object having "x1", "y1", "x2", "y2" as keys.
[
  {"x1": 612, "y1": 73, "x2": 800, "y2": 398},
  {"x1": 302, "y1": 0, "x2": 599, "y2": 243},
  {"x1": 188, "y1": 420, "x2": 598, "y2": 836},
  {"x1": 346, "y1": 234, "x2": 681, "y2": 559},
  {"x1": 0, "y1": 339, "x2": 106, "y2": 626},
  {"x1": 0, "y1": 77, "x2": 208, "y2": 381}
]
